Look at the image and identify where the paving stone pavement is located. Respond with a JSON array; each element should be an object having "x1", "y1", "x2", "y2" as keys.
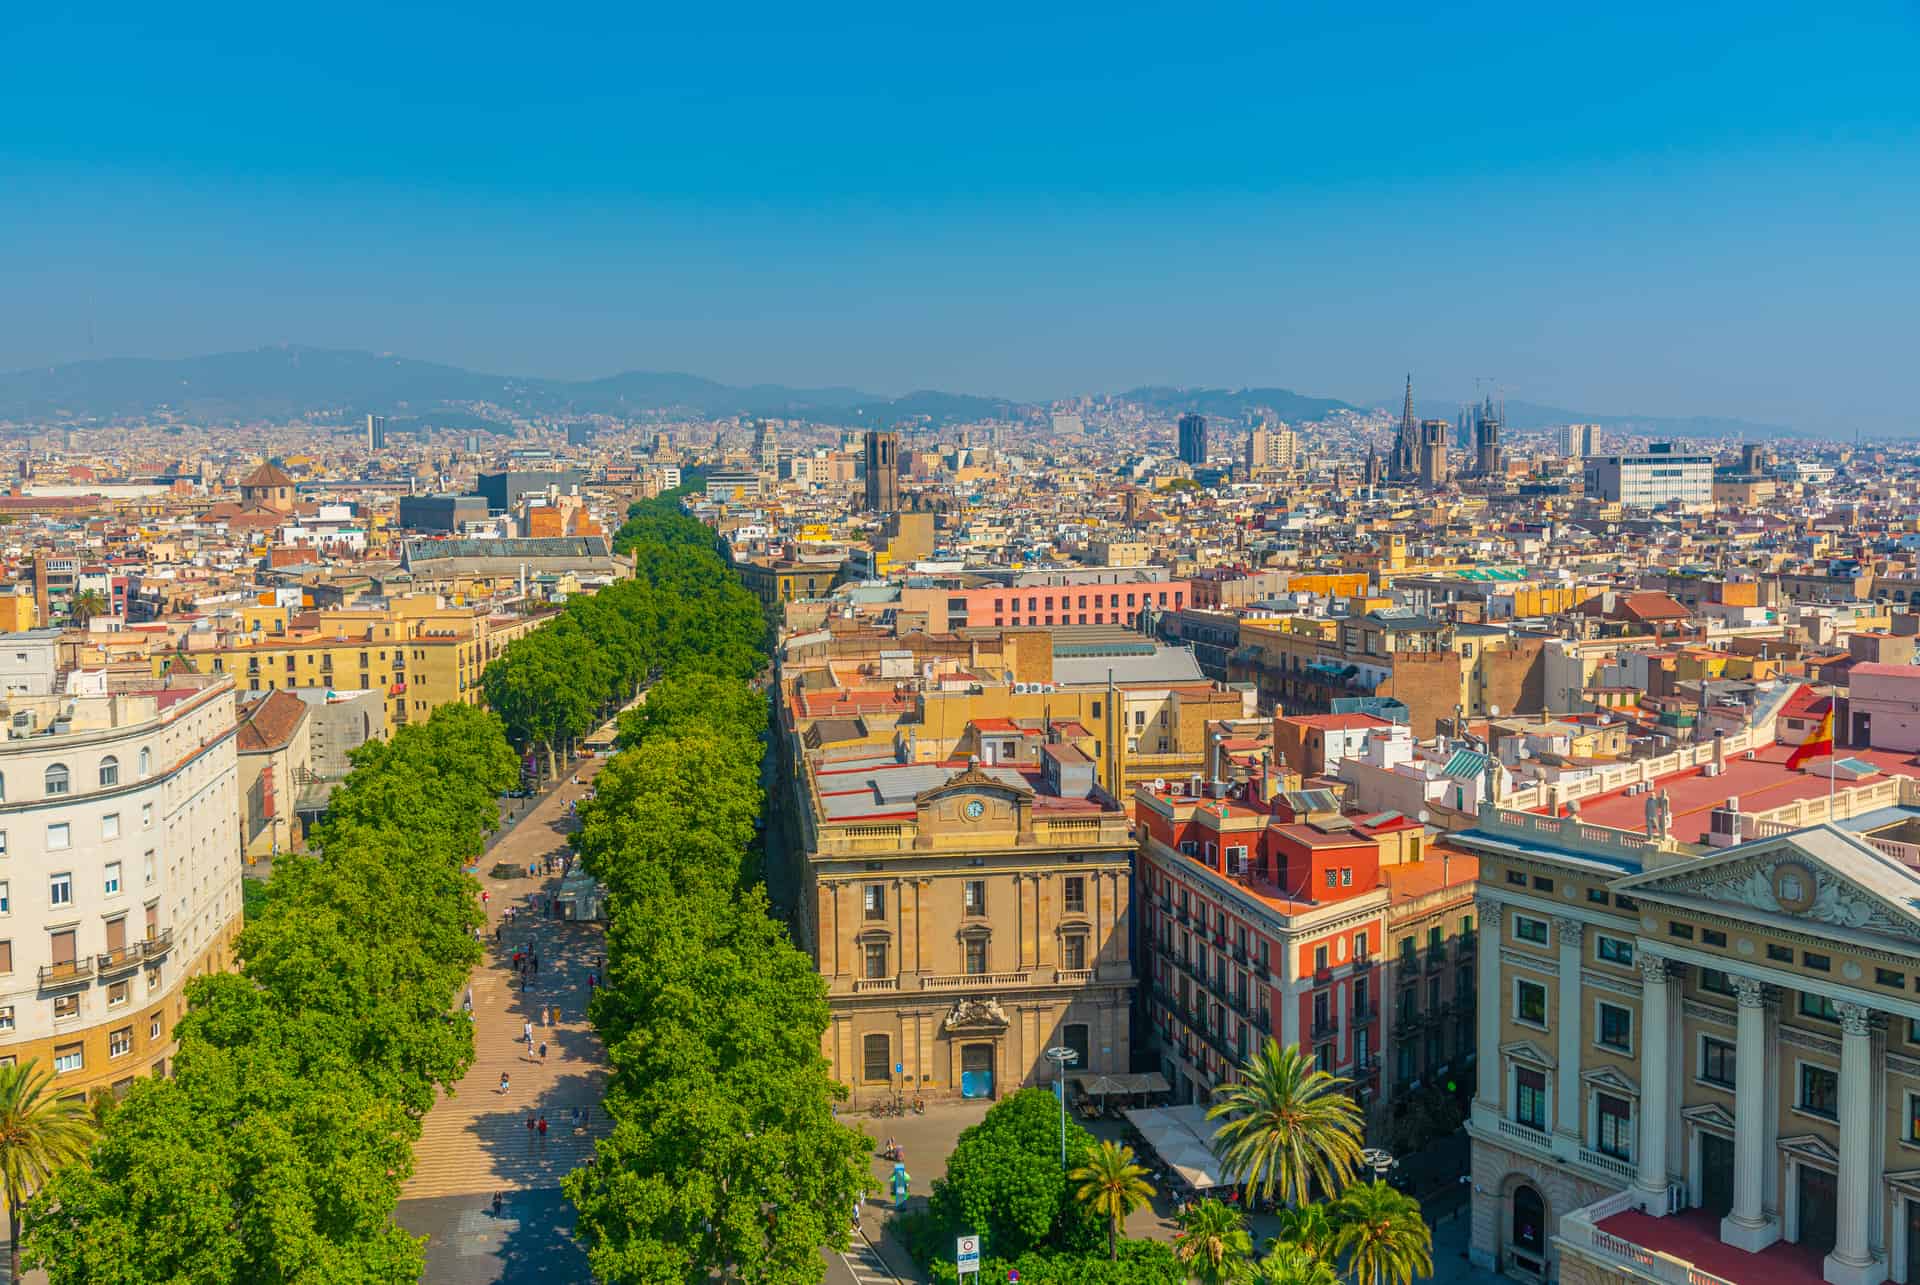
[{"x1": 405, "y1": 763, "x2": 611, "y2": 1205}]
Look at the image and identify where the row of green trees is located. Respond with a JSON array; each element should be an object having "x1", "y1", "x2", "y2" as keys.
[
  {"x1": 23, "y1": 701, "x2": 520, "y2": 1282},
  {"x1": 481, "y1": 484, "x2": 765, "y2": 778},
  {"x1": 559, "y1": 495, "x2": 871, "y2": 1281}
]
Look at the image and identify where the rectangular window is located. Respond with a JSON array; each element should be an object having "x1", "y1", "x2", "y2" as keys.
[
  {"x1": 0, "y1": 1005, "x2": 10, "y2": 1031},
  {"x1": 1803, "y1": 952, "x2": 1831, "y2": 972},
  {"x1": 1700, "y1": 968, "x2": 1735, "y2": 996},
  {"x1": 1701, "y1": 1037, "x2": 1736, "y2": 1087},
  {"x1": 1514, "y1": 916, "x2": 1548, "y2": 945},
  {"x1": 0, "y1": 880, "x2": 7, "y2": 914},
  {"x1": 110, "y1": 1026, "x2": 132, "y2": 1058},
  {"x1": 1516, "y1": 978, "x2": 1547, "y2": 1027},
  {"x1": 1063, "y1": 935, "x2": 1087, "y2": 971},
  {"x1": 863, "y1": 942, "x2": 888, "y2": 979},
  {"x1": 103, "y1": 862, "x2": 121, "y2": 896},
  {"x1": 1910, "y1": 1093, "x2": 1920, "y2": 1145},
  {"x1": 1506, "y1": 870, "x2": 1526, "y2": 886},
  {"x1": 1877, "y1": 968, "x2": 1907, "y2": 990},
  {"x1": 1586, "y1": 888, "x2": 1609, "y2": 905},
  {"x1": 107, "y1": 980, "x2": 129, "y2": 1008},
  {"x1": 964, "y1": 938, "x2": 987, "y2": 974},
  {"x1": 862, "y1": 1034, "x2": 891, "y2": 1082},
  {"x1": 1767, "y1": 944, "x2": 1793, "y2": 963},
  {"x1": 1326, "y1": 869, "x2": 1338, "y2": 889},
  {"x1": 1596, "y1": 1093, "x2": 1633, "y2": 1160},
  {"x1": 53, "y1": 1044, "x2": 83, "y2": 1074},
  {"x1": 1614, "y1": 894, "x2": 1638, "y2": 912},
  {"x1": 1668, "y1": 922, "x2": 1694, "y2": 940},
  {"x1": 1799, "y1": 1064, "x2": 1839, "y2": 1118},
  {"x1": 1064, "y1": 876, "x2": 1086, "y2": 914},
  {"x1": 103, "y1": 813, "x2": 120, "y2": 841},
  {"x1": 863, "y1": 884, "x2": 885, "y2": 921},
  {"x1": 142, "y1": 803, "x2": 153, "y2": 828},
  {"x1": 49, "y1": 872, "x2": 72, "y2": 906},
  {"x1": 149, "y1": 1015, "x2": 162, "y2": 1041},
  {"x1": 47, "y1": 823, "x2": 70, "y2": 851},
  {"x1": 1800, "y1": 992, "x2": 1839, "y2": 1022},
  {"x1": 1596, "y1": 936, "x2": 1634, "y2": 966},
  {"x1": 1532, "y1": 876, "x2": 1555, "y2": 893},
  {"x1": 0, "y1": 940, "x2": 9, "y2": 974},
  {"x1": 144, "y1": 851, "x2": 156, "y2": 886},
  {"x1": 963, "y1": 880, "x2": 986, "y2": 916},
  {"x1": 1598, "y1": 1003, "x2": 1632, "y2": 1052},
  {"x1": 53, "y1": 994, "x2": 79, "y2": 1020},
  {"x1": 1515, "y1": 1067, "x2": 1548, "y2": 1130},
  {"x1": 1701, "y1": 928, "x2": 1727, "y2": 948}
]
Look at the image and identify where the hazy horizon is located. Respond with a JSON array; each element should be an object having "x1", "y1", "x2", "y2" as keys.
[{"x1": 3, "y1": 2, "x2": 1916, "y2": 432}]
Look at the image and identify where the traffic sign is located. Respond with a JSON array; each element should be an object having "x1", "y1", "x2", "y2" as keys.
[{"x1": 956, "y1": 1234, "x2": 980, "y2": 1271}]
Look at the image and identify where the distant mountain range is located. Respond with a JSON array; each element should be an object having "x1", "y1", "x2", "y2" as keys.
[
  {"x1": 0, "y1": 346, "x2": 1018, "y2": 429},
  {"x1": 0, "y1": 345, "x2": 1817, "y2": 439}
]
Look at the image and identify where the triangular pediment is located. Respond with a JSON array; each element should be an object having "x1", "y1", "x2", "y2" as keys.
[
  {"x1": 1613, "y1": 826, "x2": 1920, "y2": 947},
  {"x1": 1500, "y1": 1038, "x2": 1555, "y2": 1070},
  {"x1": 1779, "y1": 1133, "x2": 1840, "y2": 1167},
  {"x1": 914, "y1": 762, "x2": 1034, "y2": 807},
  {"x1": 1682, "y1": 1102, "x2": 1736, "y2": 1133},
  {"x1": 1582, "y1": 1065, "x2": 1640, "y2": 1097}
]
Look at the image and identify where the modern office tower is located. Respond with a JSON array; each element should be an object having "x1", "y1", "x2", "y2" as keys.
[
  {"x1": 366, "y1": 414, "x2": 387, "y2": 451},
  {"x1": 1583, "y1": 442, "x2": 1714, "y2": 507},
  {"x1": 1561, "y1": 423, "x2": 1601, "y2": 458},
  {"x1": 1419, "y1": 419, "x2": 1451, "y2": 486},
  {"x1": 1178, "y1": 413, "x2": 1208, "y2": 466},
  {"x1": 863, "y1": 430, "x2": 900, "y2": 513},
  {"x1": 565, "y1": 422, "x2": 596, "y2": 447}
]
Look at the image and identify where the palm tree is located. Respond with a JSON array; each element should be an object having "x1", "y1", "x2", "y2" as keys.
[
  {"x1": 0, "y1": 1059, "x2": 99, "y2": 1281},
  {"x1": 1207, "y1": 1039, "x2": 1364, "y2": 1206},
  {"x1": 68, "y1": 588, "x2": 109, "y2": 629},
  {"x1": 1258, "y1": 1239, "x2": 1342, "y2": 1285},
  {"x1": 1069, "y1": 1139, "x2": 1157, "y2": 1260},
  {"x1": 1269, "y1": 1201, "x2": 1337, "y2": 1264},
  {"x1": 1330, "y1": 1180, "x2": 1433, "y2": 1285},
  {"x1": 1174, "y1": 1197, "x2": 1254, "y2": 1285}
]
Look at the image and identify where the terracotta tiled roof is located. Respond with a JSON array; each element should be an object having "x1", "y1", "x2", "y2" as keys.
[
  {"x1": 240, "y1": 462, "x2": 295, "y2": 489},
  {"x1": 236, "y1": 688, "x2": 308, "y2": 753}
]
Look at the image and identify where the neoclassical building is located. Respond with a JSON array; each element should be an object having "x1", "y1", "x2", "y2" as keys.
[
  {"x1": 788, "y1": 745, "x2": 1135, "y2": 1106},
  {"x1": 1458, "y1": 802, "x2": 1920, "y2": 1285},
  {"x1": 1, "y1": 677, "x2": 243, "y2": 1101}
]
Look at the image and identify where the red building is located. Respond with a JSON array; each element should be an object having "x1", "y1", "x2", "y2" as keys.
[
  {"x1": 950, "y1": 579, "x2": 1190, "y2": 629},
  {"x1": 1135, "y1": 776, "x2": 1476, "y2": 1125}
]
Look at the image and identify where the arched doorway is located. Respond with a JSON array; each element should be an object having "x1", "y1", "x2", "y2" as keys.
[{"x1": 1509, "y1": 1184, "x2": 1548, "y2": 1279}]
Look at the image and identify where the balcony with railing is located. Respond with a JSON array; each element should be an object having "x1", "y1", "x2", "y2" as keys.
[
  {"x1": 1422, "y1": 946, "x2": 1450, "y2": 974},
  {"x1": 39, "y1": 957, "x2": 94, "y2": 987},
  {"x1": 1311, "y1": 1013, "x2": 1340, "y2": 1040},
  {"x1": 97, "y1": 943, "x2": 144, "y2": 978},
  {"x1": 141, "y1": 928, "x2": 174, "y2": 958},
  {"x1": 922, "y1": 971, "x2": 1033, "y2": 992},
  {"x1": 1558, "y1": 1192, "x2": 1825, "y2": 1285}
]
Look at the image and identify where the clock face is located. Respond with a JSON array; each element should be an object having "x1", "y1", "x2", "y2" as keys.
[{"x1": 964, "y1": 800, "x2": 985, "y2": 821}]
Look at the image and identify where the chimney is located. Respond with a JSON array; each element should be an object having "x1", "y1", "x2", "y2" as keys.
[{"x1": 1712, "y1": 730, "x2": 1726, "y2": 773}]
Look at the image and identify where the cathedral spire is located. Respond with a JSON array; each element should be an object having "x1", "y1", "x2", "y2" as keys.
[{"x1": 1401, "y1": 373, "x2": 1415, "y2": 433}]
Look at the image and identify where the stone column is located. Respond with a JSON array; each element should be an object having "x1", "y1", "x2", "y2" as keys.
[
  {"x1": 1633, "y1": 953, "x2": 1673, "y2": 1214},
  {"x1": 1474, "y1": 894, "x2": 1503, "y2": 1109},
  {"x1": 1721, "y1": 978, "x2": 1780, "y2": 1250},
  {"x1": 1824, "y1": 1001, "x2": 1882, "y2": 1285},
  {"x1": 1554, "y1": 917, "x2": 1585, "y2": 1141}
]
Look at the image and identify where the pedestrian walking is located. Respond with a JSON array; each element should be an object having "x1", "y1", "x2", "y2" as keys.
[
  {"x1": 537, "y1": 1115, "x2": 548, "y2": 1144},
  {"x1": 527, "y1": 1115, "x2": 537, "y2": 1144},
  {"x1": 531, "y1": 954, "x2": 539, "y2": 976},
  {"x1": 523, "y1": 1019, "x2": 533, "y2": 1044},
  {"x1": 499, "y1": 1072, "x2": 510, "y2": 1095},
  {"x1": 851, "y1": 1199, "x2": 861, "y2": 1231},
  {"x1": 540, "y1": 1004, "x2": 550, "y2": 1027},
  {"x1": 513, "y1": 951, "x2": 524, "y2": 971},
  {"x1": 538, "y1": 1040, "x2": 548, "y2": 1064}
]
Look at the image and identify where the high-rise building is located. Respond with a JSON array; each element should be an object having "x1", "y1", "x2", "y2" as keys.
[
  {"x1": 1419, "y1": 419, "x2": 1451, "y2": 487},
  {"x1": 366, "y1": 414, "x2": 387, "y2": 452},
  {"x1": 863, "y1": 430, "x2": 900, "y2": 513},
  {"x1": 1472, "y1": 398, "x2": 1504, "y2": 477},
  {"x1": 754, "y1": 421, "x2": 779, "y2": 472},
  {"x1": 1177, "y1": 413, "x2": 1208, "y2": 466},
  {"x1": 1561, "y1": 423, "x2": 1601, "y2": 458},
  {"x1": 1583, "y1": 443, "x2": 1713, "y2": 507},
  {"x1": 1245, "y1": 423, "x2": 1298, "y2": 475}
]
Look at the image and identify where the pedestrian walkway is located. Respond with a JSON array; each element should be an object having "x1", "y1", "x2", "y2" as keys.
[
  {"x1": 839, "y1": 1233, "x2": 902, "y2": 1285},
  {"x1": 405, "y1": 763, "x2": 611, "y2": 1201}
]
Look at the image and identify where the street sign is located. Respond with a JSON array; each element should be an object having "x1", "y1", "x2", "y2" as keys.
[{"x1": 956, "y1": 1234, "x2": 980, "y2": 1272}]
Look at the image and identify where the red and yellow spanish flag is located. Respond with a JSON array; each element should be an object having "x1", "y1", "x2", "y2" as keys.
[{"x1": 1787, "y1": 708, "x2": 1835, "y2": 770}]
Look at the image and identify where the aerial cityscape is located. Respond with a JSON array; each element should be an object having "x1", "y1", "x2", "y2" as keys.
[{"x1": 3, "y1": 4, "x2": 1919, "y2": 1285}]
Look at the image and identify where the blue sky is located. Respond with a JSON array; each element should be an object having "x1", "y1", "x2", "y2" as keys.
[{"x1": 2, "y1": 1, "x2": 1916, "y2": 428}]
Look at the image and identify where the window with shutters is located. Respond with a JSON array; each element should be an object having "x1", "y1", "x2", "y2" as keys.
[{"x1": 862, "y1": 1034, "x2": 890, "y2": 1082}]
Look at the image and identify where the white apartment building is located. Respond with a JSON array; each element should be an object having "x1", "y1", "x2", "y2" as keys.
[
  {"x1": 1, "y1": 678, "x2": 242, "y2": 1100},
  {"x1": 1583, "y1": 443, "x2": 1713, "y2": 508}
]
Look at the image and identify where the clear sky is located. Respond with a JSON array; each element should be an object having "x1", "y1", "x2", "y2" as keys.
[{"x1": 2, "y1": 2, "x2": 1916, "y2": 429}]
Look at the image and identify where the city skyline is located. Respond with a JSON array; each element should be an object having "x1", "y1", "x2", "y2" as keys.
[{"x1": 3, "y1": 3, "x2": 1917, "y2": 432}]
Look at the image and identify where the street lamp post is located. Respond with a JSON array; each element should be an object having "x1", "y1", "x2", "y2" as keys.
[{"x1": 1044, "y1": 1046, "x2": 1079, "y2": 1168}]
